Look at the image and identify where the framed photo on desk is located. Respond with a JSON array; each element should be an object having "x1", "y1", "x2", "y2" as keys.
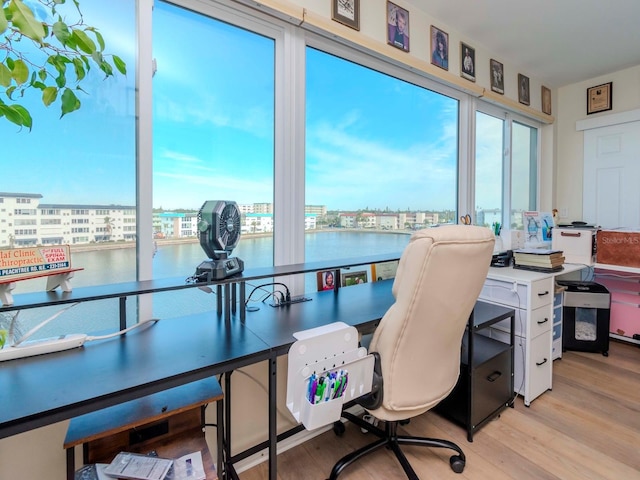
[
  {"x1": 341, "y1": 270, "x2": 368, "y2": 287},
  {"x1": 317, "y1": 270, "x2": 340, "y2": 291}
]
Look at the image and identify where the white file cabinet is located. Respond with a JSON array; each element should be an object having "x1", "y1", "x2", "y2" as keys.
[{"x1": 479, "y1": 268, "x2": 555, "y2": 406}]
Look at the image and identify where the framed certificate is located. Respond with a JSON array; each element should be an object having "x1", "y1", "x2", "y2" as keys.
[
  {"x1": 587, "y1": 82, "x2": 612, "y2": 115},
  {"x1": 332, "y1": 0, "x2": 359, "y2": 30}
]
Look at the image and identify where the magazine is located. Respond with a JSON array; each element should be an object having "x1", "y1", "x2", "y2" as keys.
[{"x1": 103, "y1": 452, "x2": 173, "y2": 480}]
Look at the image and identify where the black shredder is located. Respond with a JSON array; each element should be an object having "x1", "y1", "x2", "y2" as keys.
[{"x1": 557, "y1": 281, "x2": 611, "y2": 356}]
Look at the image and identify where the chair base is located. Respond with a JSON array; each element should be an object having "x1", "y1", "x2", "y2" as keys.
[{"x1": 328, "y1": 411, "x2": 465, "y2": 480}]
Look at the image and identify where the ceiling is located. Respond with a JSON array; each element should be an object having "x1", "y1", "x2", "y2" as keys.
[{"x1": 406, "y1": 0, "x2": 640, "y2": 88}]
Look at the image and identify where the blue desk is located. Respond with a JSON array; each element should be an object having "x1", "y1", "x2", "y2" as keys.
[{"x1": 0, "y1": 273, "x2": 513, "y2": 480}]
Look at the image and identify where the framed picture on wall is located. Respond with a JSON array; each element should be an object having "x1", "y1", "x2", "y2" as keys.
[
  {"x1": 518, "y1": 74, "x2": 530, "y2": 106},
  {"x1": 332, "y1": 0, "x2": 360, "y2": 31},
  {"x1": 587, "y1": 82, "x2": 612, "y2": 115},
  {"x1": 490, "y1": 59, "x2": 504, "y2": 94},
  {"x1": 387, "y1": 1, "x2": 410, "y2": 52},
  {"x1": 460, "y1": 42, "x2": 475, "y2": 81},
  {"x1": 430, "y1": 26, "x2": 449, "y2": 70},
  {"x1": 541, "y1": 86, "x2": 552, "y2": 115}
]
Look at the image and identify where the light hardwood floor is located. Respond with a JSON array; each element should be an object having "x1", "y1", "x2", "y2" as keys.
[{"x1": 240, "y1": 340, "x2": 640, "y2": 480}]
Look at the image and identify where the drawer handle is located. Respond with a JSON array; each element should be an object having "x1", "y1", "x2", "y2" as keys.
[
  {"x1": 536, "y1": 358, "x2": 548, "y2": 366},
  {"x1": 537, "y1": 318, "x2": 549, "y2": 325},
  {"x1": 487, "y1": 371, "x2": 502, "y2": 382},
  {"x1": 560, "y1": 231, "x2": 582, "y2": 237},
  {"x1": 537, "y1": 291, "x2": 550, "y2": 297}
]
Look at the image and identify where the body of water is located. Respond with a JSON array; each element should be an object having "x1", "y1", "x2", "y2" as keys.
[{"x1": 3, "y1": 231, "x2": 410, "y2": 340}]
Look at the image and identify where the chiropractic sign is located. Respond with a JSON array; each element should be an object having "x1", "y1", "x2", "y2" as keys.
[{"x1": 0, "y1": 245, "x2": 71, "y2": 281}]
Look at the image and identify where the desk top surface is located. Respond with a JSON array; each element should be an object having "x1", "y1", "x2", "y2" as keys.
[{"x1": 0, "y1": 278, "x2": 513, "y2": 440}]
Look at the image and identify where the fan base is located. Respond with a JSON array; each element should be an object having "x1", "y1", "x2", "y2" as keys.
[{"x1": 195, "y1": 257, "x2": 244, "y2": 281}]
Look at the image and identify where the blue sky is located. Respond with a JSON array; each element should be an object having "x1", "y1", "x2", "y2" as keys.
[{"x1": 2, "y1": 1, "x2": 500, "y2": 213}]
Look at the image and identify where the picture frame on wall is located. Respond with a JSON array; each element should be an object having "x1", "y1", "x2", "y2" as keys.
[
  {"x1": 541, "y1": 86, "x2": 552, "y2": 115},
  {"x1": 518, "y1": 74, "x2": 530, "y2": 106},
  {"x1": 430, "y1": 26, "x2": 449, "y2": 70},
  {"x1": 490, "y1": 59, "x2": 504, "y2": 94},
  {"x1": 331, "y1": 0, "x2": 360, "y2": 31},
  {"x1": 387, "y1": 1, "x2": 410, "y2": 52},
  {"x1": 587, "y1": 82, "x2": 613, "y2": 115},
  {"x1": 460, "y1": 42, "x2": 475, "y2": 81}
]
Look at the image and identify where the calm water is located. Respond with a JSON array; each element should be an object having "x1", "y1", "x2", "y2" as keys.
[{"x1": 4, "y1": 232, "x2": 410, "y2": 339}]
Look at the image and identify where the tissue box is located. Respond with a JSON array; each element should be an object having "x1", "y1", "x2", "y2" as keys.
[{"x1": 596, "y1": 230, "x2": 640, "y2": 268}]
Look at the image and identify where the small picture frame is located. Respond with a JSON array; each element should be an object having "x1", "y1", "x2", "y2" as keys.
[
  {"x1": 587, "y1": 82, "x2": 612, "y2": 115},
  {"x1": 331, "y1": 0, "x2": 360, "y2": 31},
  {"x1": 317, "y1": 270, "x2": 340, "y2": 291},
  {"x1": 430, "y1": 26, "x2": 449, "y2": 70},
  {"x1": 371, "y1": 261, "x2": 399, "y2": 281},
  {"x1": 341, "y1": 270, "x2": 368, "y2": 287},
  {"x1": 490, "y1": 59, "x2": 504, "y2": 94},
  {"x1": 518, "y1": 74, "x2": 530, "y2": 106},
  {"x1": 541, "y1": 86, "x2": 552, "y2": 115},
  {"x1": 460, "y1": 42, "x2": 475, "y2": 81},
  {"x1": 387, "y1": 1, "x2": 409, "y2": 52}
]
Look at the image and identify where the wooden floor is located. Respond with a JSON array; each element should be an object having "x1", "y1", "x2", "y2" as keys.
[{"x1": 240, "y1": 340, "x2": 640, "y2": 480}]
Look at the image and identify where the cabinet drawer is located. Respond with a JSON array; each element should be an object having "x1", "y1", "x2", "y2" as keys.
[
  {"x1": 530, "y1": 306, "x2": 552, "y2": 337},
  {"x1": 527, "y1": 333, "x2": 552, "y2": 401},
  {"x1": 552, "y1": 338, "x2": 562, "y2": 360},
  {"x1": 529, "y1": 278, "x2": 554, "y2": 310},
  {"x1": 481, "y1": 279, "x2": 529, "y2": 309},
  {"x1": 553, "y1": 322, "x2": 562, "y2": 341}
]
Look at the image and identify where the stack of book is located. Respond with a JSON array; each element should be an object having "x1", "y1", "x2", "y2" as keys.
[{"x1": 513, "y1": 248, "x2": 565, "y2": 272}]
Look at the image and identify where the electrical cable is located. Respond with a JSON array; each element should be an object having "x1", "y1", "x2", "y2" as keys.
[{"x1": 85, "y1": 318, "x2": 160, "y2": 342}]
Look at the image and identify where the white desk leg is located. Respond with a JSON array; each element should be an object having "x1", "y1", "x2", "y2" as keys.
[
  {"x1": 46, "y1": 272, "x2": 75, "y2": 292},
  {"x1": 0, "y1": 282, "x2": 16, "y2": 306}
]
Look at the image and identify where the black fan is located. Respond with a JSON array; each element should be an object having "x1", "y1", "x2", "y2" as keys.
[{"x1": 194, "y1": 200, "x2": 244, "y2": 281}]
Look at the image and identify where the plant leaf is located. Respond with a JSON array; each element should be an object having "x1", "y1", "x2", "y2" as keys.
[
  {"x1": 60, "y1": 87, "x2": 81, "y2": 117},
  {"x1": 0, "y1": 6, "x2": 8, "y2": 35},
  {"x1": 11, "y1": 59, "x2": 29, "y2": 85},
  {"x1": 8, "y1": 0, "x2": 46, "y2": 42},
  {"x1": 42, "y1": 86, "x2": 58, "y2": 106},
  {"x1": 52, "y1": 20, "x2": 71, "y2": 45},
  {"x1": 71, "y1": 28, "x2": 96, "y2": 54},
  {"x1": 72, "y1": 57, "x2": 85, "y2": 81},
  {"x1": 0, "y1": 64, "x2": 11, "y2": 87},
  {"x1": 12, "y1": 104, "x2": 32, "y2": 130},
  {"x1": 112, "y1": 55, "x2": 127, "y2": 75}
]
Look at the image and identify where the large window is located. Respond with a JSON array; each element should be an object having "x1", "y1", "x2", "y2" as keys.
[
  {"x1": 150, "y1": 1, "x2": 276, "y2": 317},
  {"x1": 0, "y1": 1, "x2": 136, "y2": 337},
  {"x1": 511, "y1": 121, "x2": 539, "y2": 228},
  {"x1": 304, "y1": 47, "x2": 459, "y2": 264},
  {"x1": 475, "y1": 111, "x2": 504, "y2": 227}
]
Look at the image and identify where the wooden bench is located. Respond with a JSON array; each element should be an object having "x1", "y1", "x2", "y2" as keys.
[
  {"x1": 0, "y1": 245, "x2": 83, "y2": 306},
  {"x1": 64, "y1": 377, "x2": 223, "y2": 480}
]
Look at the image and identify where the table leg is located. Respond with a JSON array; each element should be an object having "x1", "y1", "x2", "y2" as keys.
[{"x1": 268, "y1": 355, "x2": 277, "y2": 479}]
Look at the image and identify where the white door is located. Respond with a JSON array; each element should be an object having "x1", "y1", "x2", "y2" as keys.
[{"x1": 583, "y1": 121, "x2": 640, "y2": 229}]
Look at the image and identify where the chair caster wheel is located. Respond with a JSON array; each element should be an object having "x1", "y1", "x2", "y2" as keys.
[
  {"x1": 449, "y1": 455, "x2": 465, "y2": 473},
  {"x1": 333, "y1": 421, "x2": 345, "y2": 436}
]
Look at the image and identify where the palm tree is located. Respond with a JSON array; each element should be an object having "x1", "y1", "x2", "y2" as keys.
[{"x1": 104, "y1": 217, "x2": 115, "y2": 240}]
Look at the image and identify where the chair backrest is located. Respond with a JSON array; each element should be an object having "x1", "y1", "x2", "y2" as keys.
[{"x1": 367, "y1": 225, "x2": 494, "y2": 421}]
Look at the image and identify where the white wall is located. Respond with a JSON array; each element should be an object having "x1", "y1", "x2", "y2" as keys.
[{"x1": 555, "y1": 65, "x2": 640, "y2": 223}]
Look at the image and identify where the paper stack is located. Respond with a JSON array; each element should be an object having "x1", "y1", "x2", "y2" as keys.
[{"x1": 513, "y1": 248, "x2": 565, "y2": 272}]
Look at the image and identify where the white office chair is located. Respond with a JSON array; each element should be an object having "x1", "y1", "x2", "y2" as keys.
[{"x1": 329, "y1": 225, "x2": 494, "y2": 479}]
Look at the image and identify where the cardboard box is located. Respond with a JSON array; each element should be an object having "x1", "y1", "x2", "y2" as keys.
[{"x1": 596, "y1": 230, "x2": 640, "y2": 268}]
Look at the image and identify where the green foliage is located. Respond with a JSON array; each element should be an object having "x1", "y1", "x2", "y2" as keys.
[{"x1": 0, "y1": 0, "x2": 126, "y2": 130}]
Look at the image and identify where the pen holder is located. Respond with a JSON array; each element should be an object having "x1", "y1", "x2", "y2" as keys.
[{"x1": 286, "y1": 322, "x2": 375, "y2": 430}]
